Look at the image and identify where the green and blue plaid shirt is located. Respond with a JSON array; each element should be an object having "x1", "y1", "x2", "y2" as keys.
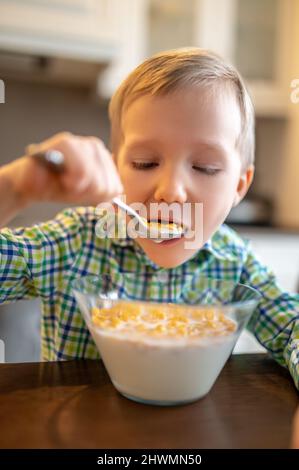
[{"x1": 0, "y1": 207, "x2": 298, "y2": 389}]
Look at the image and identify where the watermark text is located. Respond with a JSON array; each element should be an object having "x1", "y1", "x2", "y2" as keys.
[
  {"x1": 95, "y1": 198, "x2": 204, "y2": 250},
  {"x1": 0, "y1": 79, "x2": 4, "y2": 103}
]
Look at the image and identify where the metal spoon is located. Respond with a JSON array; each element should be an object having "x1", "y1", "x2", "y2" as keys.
[
  {"x1": 27, "y1": 148, "x2": 184, "y2": 242},
  {"x1": 112, "y1": 196, "x2": 184, "y2": 242}
]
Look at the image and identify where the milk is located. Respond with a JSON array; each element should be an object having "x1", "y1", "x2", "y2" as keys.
[{"x1": 90, "y1": 327, "x2": 237, "y2": 405}]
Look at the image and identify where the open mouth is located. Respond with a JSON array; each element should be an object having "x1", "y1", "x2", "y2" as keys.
[
  {"x1": 147, "y1": 217, "x2": 185, "y2": 231},
  {"x1": 145, "y1": 218, "x2": 186, "y2": 245}
]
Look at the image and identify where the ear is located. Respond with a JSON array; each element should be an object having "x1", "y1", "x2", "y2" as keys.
[{"x1": 233, "y1": 165, "x2": 255, "y2": 207}]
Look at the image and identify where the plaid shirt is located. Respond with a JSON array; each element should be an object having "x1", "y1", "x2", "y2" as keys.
[{"x1": 0, "y1": 207, "x2": 298, "y2": 389}]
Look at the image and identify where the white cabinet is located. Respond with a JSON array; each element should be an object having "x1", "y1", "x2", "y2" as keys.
[
  {"x1": 198, "y1": 0, "x2": 291, "y2": 117},
  {"x1": 0, "y1": 0, "x2": 149, "y2": 98},
  {"x1": 0, "y1": 0, "x2": 121, "y2": 91},
  {"x1": 0, "y1": 0, "x2": 293, "y2": 106},
  {"x1": 97, "y1": 0, "x2": 149, "y2": 99},
  {"x1": 147, "y1": 0, "x2": 293, "y2": 116},
  {"x1": 0, "y1": 0, "x2": 118, "y2": 61}
]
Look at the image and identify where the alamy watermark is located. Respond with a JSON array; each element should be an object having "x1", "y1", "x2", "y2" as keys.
[
  {"x1": 0, "y1": 79, "x2": 4, "y2": 104},
  {"x1": 290, "y1": 78, "x2": 299, "y2": 104},
  {"x1": 95, "y1": 198, "x2": 204, "y2": 249},
  {"x1": 0, "y1": 339, "x2": 5, "y2": 363}
]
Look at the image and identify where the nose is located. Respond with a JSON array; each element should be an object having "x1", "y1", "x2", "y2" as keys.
[{"x1": 154, "y1": 168, "x2": 188, "y2": 204}]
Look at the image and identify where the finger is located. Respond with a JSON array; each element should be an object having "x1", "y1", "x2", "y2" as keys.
[{"x1": 26, "y1": 132, "x2": 70, "y2": 154}]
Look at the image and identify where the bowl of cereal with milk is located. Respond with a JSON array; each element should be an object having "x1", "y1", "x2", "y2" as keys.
[{"x1": 73, "y1": 274, "x2": 260, "y2": 406}]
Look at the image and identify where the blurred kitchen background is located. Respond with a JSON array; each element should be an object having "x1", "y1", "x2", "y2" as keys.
[{"x1": 0, "y1": 0, "x2": 299, "y2": 361}]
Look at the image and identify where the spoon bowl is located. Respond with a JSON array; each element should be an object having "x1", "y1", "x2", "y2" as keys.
[{"x1": 112, "y1": 197, "x2": 185, "y2": 242}]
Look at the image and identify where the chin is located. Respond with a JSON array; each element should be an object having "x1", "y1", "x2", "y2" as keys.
[{"x1": 137, "y1": 239, "x2": 198, "y2": 269}]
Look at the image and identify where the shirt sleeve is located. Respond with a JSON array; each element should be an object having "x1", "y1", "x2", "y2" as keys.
[
  {"x1": 240, "y1": 245, "x2": 299, "y2": 390},
  {"x1": 0, "y1": 207, "x2": 91, "y2": 304}
]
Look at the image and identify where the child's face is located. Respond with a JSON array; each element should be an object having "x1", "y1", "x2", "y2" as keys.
[{"x1": 116, "y1": 86, "x2": 253, "y2": 268}]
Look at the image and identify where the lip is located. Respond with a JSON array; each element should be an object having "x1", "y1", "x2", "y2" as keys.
[
  {"x1": 154, "y1": 235, "x2": 185, "y2": 246},
  {"x1": 146, "y1": 218, "x2": 187, "y2": 244}
]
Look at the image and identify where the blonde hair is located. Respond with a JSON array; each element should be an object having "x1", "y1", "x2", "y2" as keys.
[{"x1": 109, "y1": 47, "x2": 255, "y2": 169}]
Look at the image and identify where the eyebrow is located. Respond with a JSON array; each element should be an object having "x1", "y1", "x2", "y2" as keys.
[
  {"x1": 192, "y1": 141, "x2": 230, "y2": 159},
  {"x1": 126, "y1": 139, "x2": 229, "y2": 156},
  {"x1": 125, "y1": 139, "x2": 161, "y2": 150}
]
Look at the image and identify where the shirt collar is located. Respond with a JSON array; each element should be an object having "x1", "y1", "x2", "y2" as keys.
[
  {"x1": 111, "y1": 235, "x2": 163, "y2": 271},
  {"x1": 201, "y1": 229, "x2": 239, "y2": 262}
]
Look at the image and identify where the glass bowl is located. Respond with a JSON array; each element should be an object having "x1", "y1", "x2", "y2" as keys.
[{"x1": 73, "y1": 274, "x2": 260, "y2": 406}]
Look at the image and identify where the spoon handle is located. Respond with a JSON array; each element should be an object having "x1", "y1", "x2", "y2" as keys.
[
  {"x1": 26, "y1": 147, "x2": 65, "y2": 173},
  {"x1": 113, "y1": 197, "x2": 146, "y2": 228}
]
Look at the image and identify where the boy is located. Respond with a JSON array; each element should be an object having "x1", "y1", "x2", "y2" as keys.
[{"x1": 0, "y1": 48, "x2": 298, "y2": 388}]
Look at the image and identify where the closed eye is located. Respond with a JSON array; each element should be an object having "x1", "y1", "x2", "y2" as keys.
[
  {"x1": 192, "y1": 166, "x2": 221, "y2": 176},
  {"x1": 132, "y1": 161, "x2": 159, "y2": 170}
]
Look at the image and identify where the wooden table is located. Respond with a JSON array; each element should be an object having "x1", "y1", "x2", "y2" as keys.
[{"x1": 0, "y1": 354, "x2": 297, "y2": 449}]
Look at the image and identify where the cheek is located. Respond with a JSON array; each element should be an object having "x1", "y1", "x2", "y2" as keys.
[
  {"x1": 117, "y1": 164, "x2": 151, "y2": 203},
  {"x1": 200, "y1": 174, "x2": 239, "y2": 223}
]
